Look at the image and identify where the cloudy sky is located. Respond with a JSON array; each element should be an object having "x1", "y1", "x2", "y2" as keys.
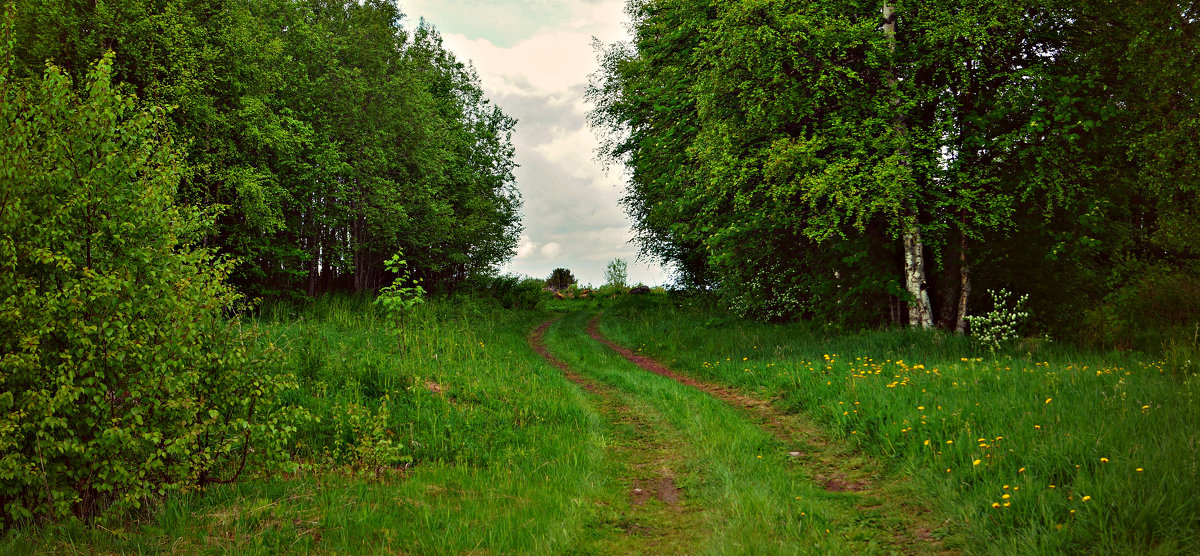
[{"x1": 399, "y1": 0, "x2": 670, "y2": 287}]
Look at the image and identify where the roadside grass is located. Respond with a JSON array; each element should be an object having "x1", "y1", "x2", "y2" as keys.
[
  {"x1": 543, "y1": 311, "x2": 951, "y2": 554},
  {"x1": 1, "y1": 296, "x2": 634, "y2": 554},
  {"x1": 597, "y1": 295, "x2": 1200, "y2": 554}
]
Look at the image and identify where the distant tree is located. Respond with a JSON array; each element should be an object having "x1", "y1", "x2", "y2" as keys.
[
  {"x1": 604, "y1": 258, "x2": 628, "y2": 288},
  {"x1": 546, "y1": 268, "x2": 577, "y2": 291}
]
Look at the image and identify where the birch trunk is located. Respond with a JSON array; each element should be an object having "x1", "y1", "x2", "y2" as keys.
[
  {"x1": 884, "y1": 1, "x2": 934, "y2": 328},
  {"x1": 955, "y1": 231, "x2": 971, "y2": 334}
]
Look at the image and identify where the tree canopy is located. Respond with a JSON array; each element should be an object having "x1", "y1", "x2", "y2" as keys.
[
  {"x1": 591, "y1": 0, "x2": 1200, "y2": 347},
  {"x1": 7, "y1": 0, "x2": 521, "y2": 298}
]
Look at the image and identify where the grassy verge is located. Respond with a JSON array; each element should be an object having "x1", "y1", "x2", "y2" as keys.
[
  {"x1": 597, "y1": 295, "x2": 1200, "y2": 554},
  {"x1": 1, "y1": 296, "x2": 631, "y2": 554}
]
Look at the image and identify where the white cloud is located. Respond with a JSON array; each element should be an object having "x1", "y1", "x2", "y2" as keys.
[
  {"x1": 540, "y1": 242, "x2": 563, "y2": 258},
  {"x1": 515, "y1": 235, "x2": 538, "y2": 259},
  {"x1": 403, "y1": 0, "x2": 669, "y2": 286}
]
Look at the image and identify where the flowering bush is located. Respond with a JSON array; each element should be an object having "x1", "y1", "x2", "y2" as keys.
[{"x1": 966, "y1": 289, "x2": 1030, "y2": 353}]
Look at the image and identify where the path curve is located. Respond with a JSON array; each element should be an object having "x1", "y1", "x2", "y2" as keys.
[{"x1": 586, "y1": 314, "x2": 949, "y2": 552}]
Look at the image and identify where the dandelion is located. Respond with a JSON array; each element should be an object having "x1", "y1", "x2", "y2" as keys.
[
  {"x1": 924, "y1": 440, "x2": 930, "y2": 446},
  {"x1": 1019, "y1": 467, "x2": 1026, "y2": 473},
  {"x1": 1136, "y1": 468, "x2": 1144, "y2": 472},
  {"x1": 992, "y1": 502, "x2": 1001, "y2": 508},
  {"x1": 918, "y1": 406, "x2": 925, "y2": 410},
  {"x1": 1003, "y1": 502, "x2": 1011, "y2": 507},
  {"x1": 1045, "y1": 398, "x2": 1052, "y2": 404},
  {"x1": 1081, "y1": 496, "x2": 1091, "y2": 502},
  {"x1": 946, "y1": 440, "x2": 954, "y2": 444},
  {"x1": 973, "y1": 459, "x2": 982, "y2": 466},
  {"x1": 1100, "y1": 458, "x2": 1108, "y2": 463},
  {"x1": 1002, "y1": 494, "x2": 1011, "y2": 499}
]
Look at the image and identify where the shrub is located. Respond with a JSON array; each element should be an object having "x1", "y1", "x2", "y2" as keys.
[
  {"x1": 965, "y1": 288, "x2": 1030, "y2": 354},
  {"x1": 478, "y1": 275, "x2": 545, "y2": 310},
  {"x1": 0, "y1": 54, "x2": 301, "y2": 526}
]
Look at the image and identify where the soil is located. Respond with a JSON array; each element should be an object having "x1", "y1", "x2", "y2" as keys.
[
  {"x1": 528, "y1": 317, "x2": 699, "y2": 552},
  {"x1": 528, "y1": 314, "x2": 955, "y2": 555},
  {"x1": 585, "y1": 315, "x2": 955, "y2": 555}
]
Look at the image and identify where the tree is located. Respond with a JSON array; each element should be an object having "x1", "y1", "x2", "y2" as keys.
[
  {"x1": 6, "y1": 0, "x2": 521, "y2": 299},
  {"x1": 0, "y1": 52, "x2": 301, "y2": 525},
  {"x1": 546, "y1": 268, "x2": 577, "y2": 291},
  {"x1": 604, "y1": 258, "x2": 629, "y2": 288}
]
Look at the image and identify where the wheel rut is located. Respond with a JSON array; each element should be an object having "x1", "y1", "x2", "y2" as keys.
[
  {"x1": 529, "y1": 318, "x2": 703, "y2": 553},
  {"x1": 586, "y1": 314, "x2": 953, "y2": 555}
]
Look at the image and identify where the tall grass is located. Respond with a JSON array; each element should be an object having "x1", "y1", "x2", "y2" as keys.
[
  {"x1": 1, "y1": 296, "x2": 633, "y2": 554},
  {"x1": 598, "y1": 296, "x2": 1200, "y2": 554}
]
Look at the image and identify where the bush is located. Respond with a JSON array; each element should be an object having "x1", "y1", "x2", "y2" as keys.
[
  {"x1": 1081, "y1": 262, "x2": 1200, "y2": 353},
  {"x1": 481, "y1": 275, "x2": 545, "y2": 310},
  {"x1": 0, "y1": 54, "x2": 301, "y2": 526}
]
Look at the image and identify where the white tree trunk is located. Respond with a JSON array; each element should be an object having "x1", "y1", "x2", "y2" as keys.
[
  {"x1": 885, "y1": 1, "x2": 933, "y2": 329},
  {"x1": 903, "y1": 228, "x2": 934, "y2": 328}
]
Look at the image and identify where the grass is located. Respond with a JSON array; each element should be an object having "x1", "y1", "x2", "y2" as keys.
[
  {"x1": 1, "y1": 296, "x2": 638, "y2": 554},
  {"x1": 597, "y1": 294, "x2": 1200, "y2": 554},
  {"x1": 541, "y1": 310, "x2": 952, "y2": 554},
  {"x1": 3, "y1": 291, "x2": 1195, "y2": 553}
]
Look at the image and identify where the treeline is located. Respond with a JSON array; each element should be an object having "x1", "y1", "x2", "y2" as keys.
[
  {"x1": 7, "y1": 0, "x2": 520, "y2": 298},
  {"x1": 590, "y1": 0, "x2": 1200, "y2": 348}
]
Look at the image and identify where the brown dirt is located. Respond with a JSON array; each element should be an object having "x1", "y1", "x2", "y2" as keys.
[
  {"x1": 586, "y1": 315, "x2": 955, "y2": 554},
  {"x1": 528, "y1": 318, "x2": 701, "y2": 551}
]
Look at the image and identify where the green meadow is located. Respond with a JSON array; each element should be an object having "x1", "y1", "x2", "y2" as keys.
[
  {"x1": 598, "y1": 295, "x2": 1200, "y2": 554},
  {"x1": 3, "y1": 294, "x2": 1196, "y2": 554}
]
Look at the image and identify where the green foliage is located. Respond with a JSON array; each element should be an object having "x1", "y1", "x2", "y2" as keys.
[
  {"x1": 591, "y1": 0, "x2": 1200, "y2": 344},
  {"x1": 6, "y1": 0, "x2": 521, "y2": 298},
  {"x1": 476, "y1": 275, "x2": 545, "y2": 310},
  {"x1": 373, "y1": 253, "x2": 426, "y2": 323},
  {"x1": 546, "y1": 268, "x2": 577, "y2": 291},
  {"x1": 966, "y1": 289, "x2": 1031, "y2": 354},
  {"x1": 0, "y1": 54, "x2": 301, "y2": 526},
  {"x1": 603, "y1": 258, "x2": 628, "y2": 288}
]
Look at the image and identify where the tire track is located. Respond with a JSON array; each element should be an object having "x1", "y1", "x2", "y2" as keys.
[
  {"x1": 528, "y1": 318, "x2": 704, "y2": 553},
  {"x1": 586, "y1": 314, "x2": 952, "y2": 554}
]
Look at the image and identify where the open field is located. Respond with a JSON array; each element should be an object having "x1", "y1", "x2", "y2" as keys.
[{"x1": 3, "y1": 295, "x2": 1196, "y2": 554}]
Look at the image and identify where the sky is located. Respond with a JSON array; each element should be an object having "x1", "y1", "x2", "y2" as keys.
[{"x1": 399, "y1": 0, "x2": 671, "y2": 287}]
